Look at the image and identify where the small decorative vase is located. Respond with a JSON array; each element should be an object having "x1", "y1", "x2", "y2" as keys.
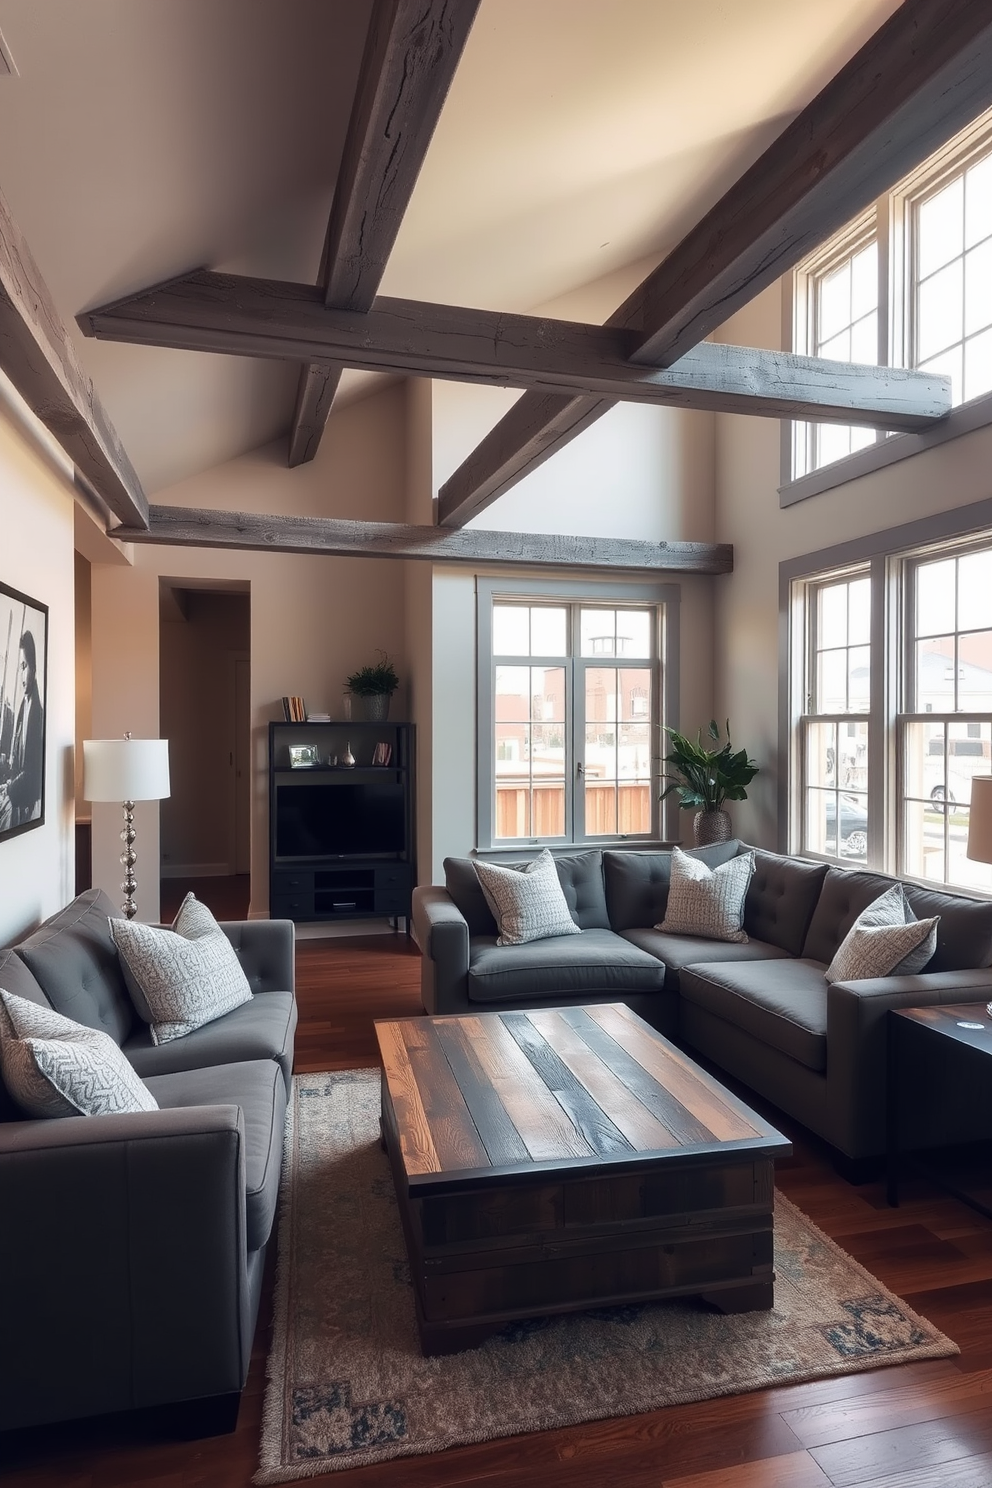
[
  {"x1": 693, "y1": 808, "x2": 732, "y2": 846},
  {"x1": 360, "y1": 693, "x2": 391, "y2": 722},
  {"x1": 340, "y1": 743, "x2": 356, "y2": 768}
]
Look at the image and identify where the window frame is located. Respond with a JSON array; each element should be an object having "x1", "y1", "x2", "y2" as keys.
[
  {"x1": 782, "y1": 107, "x2": 992, "y2": 505},
  {"x1": 476, "y1": 576, "x2": 679, "y2": 853},
  {"x1": 782, "y1": 501, "x2": 992, "y2": 895}
]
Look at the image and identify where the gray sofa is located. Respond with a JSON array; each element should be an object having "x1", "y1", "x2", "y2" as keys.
[
  {"x1": 413, "y1": 843, "x2": 992, "y2": 1169},
  {"x1": 0, "y1": 888, "x2": 297, "y2": 1436}
]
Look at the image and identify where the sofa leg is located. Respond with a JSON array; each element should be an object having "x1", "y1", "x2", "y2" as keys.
[
  {"x1": 169, "y1": 1390, "x2": 242, "y2": 1439},
  {"x1": 832, "y1": 1151, "x2": 884, "y2": 1186}
]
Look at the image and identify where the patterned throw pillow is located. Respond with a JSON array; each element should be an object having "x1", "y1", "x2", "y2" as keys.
[
  {"x1": 657, "y1": 846, "x2": 755, "y2": 943},
  {"x1": 826, "y1": 884, "x2": 939, "y2": 984},
  {"x1": 110, "y1": 893, "x2": 253, "y2": 1044},
  {"x1": 472, "y1": 849, "x2": 582, "y2": 946},
  {"x1": 0, "y1": 989, "x2": 158, "y2": 1119}
]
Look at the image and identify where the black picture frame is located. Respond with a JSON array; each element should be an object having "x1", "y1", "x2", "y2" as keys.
[{"x1": 0, "y1": 579, "x2": 48, "y2": 842}]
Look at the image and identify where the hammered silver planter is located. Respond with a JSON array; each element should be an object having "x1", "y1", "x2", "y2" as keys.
[{"x1": 359, "y1": 693, "x2": 391, "y2": 722}]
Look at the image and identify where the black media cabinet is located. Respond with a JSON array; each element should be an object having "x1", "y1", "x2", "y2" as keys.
[{"x1": 268, "y1": 720, "x2": 414, "y2": 928}]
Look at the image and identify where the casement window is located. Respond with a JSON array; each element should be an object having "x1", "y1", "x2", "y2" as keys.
[
  {"x1": 791, "y1": 106, "x2": 992, "y2": 485},
  {"x1": 789, "y1": 531, "x2": 992, "y2": 894},
  {"x1": 476, "y1": 579, "x2": 677, "y2": 850}
]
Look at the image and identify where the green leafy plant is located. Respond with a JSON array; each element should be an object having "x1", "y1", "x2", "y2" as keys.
[
  {"x1": 660, "y1": 719, "x2": 758, "y2": 811},
  {"x1": 345, "y1": 650, "x2": 400, "y2": 697}
]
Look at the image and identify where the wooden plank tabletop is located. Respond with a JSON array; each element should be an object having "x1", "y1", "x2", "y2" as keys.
[{"x1": 375, "y1": 1003, "x2": 790, "y2": 1189}]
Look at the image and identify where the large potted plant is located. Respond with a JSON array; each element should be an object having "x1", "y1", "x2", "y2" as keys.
[
  {"x1": 345, "y1": 651, "x2": 400, "y2": 722},
  {"x1": 660, "y1": 719, "x2": 758, "y2": 845}
]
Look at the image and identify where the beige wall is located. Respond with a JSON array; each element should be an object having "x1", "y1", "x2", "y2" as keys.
[
  {"x1": 714, "y1": 282, "x2": 992, "y2": 848},
  {"x1": 0, "y1": 398, "x2": 77, "y2": 944},
  {"x1": 89, "y1": 380, "x2": 412, "y2": 920}
]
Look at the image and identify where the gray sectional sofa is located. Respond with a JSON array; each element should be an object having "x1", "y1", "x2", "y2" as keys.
[
  {"x1": 0, "y1": 888, "x2": 297, "y2": 1435},
  {"x1": 413, "y1": 843, "x2": 992, "y2": 1170}
]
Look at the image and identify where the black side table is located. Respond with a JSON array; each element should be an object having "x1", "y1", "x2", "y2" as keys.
[{"x1": 888, "y1": 1003, "x2": 992, "y2": 1216}]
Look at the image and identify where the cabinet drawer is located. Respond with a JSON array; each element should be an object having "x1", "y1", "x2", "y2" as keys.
[
  {"x1": 376, "y1": 891, "x2": 410, "y2": 913},
  {"x1": 376, "y1": 866, "x2": 413, "y2": 890},
  {"x1": 272, "y1": 871, "x2": 314, "y2": 895},
  {"x1": 271, "y1": 895, "x2": 311, "y2": 919}
]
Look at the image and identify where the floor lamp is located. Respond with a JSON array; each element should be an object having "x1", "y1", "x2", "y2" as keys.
[
  {"x1": 83, "y1": 734, "x2": 171, "y2": 919},
  {"x1": 966, "y1": 775, "x2": 992, "y2": 1015}
]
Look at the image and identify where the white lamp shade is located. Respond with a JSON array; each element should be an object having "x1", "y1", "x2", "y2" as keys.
[
  {"x1": 967, "y1": 775, "x2": 992, "y2": 864},
  {"x1": 83, "y1": 738, "x2": 171, "y2": 803}
]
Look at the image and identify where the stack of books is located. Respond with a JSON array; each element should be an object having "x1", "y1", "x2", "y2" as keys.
[
  {"x1": 307, "y1": 711, "x2": 331, "y2": 722},
  {"x1": 281, "y1": 696, "x2": 308, "y2": 722}
]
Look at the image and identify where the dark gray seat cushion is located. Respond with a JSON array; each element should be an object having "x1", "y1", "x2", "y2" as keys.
[
  {"x1": 743, "y1": 849, "x2": 829, "y2": 955},
  {"x1": 603, "y1": 842, "x2": 740, "y2": 932},
  {"x1": 15, "y1": 888, "x2": 135, "y2": 1046},
  {"x1": 467, "y1": 928, "x2": 666, "y2": 1004},
  {"x1": 145, "y1": 1058, "x2": 287, "y2": 1253},
  {"x1": 123, "y1": 991, "x2": 297, "y2": 1091},
  {"x1": 622, "y1": 928, "x2": 791, "y2": 990},
  {"x1": 680, "y1": 958, "x2": 829, "y2": 1072},
  {"x1": 445, "y1": 849, "x2": 610, "y2": 934}
]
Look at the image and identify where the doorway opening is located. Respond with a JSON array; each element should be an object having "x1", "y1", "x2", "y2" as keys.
[{"x1": 159, "y1": 580, "x2": 251, "y2": 921}]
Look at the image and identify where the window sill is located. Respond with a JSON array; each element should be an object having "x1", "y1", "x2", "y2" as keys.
[{"x1": 780, "y1": 391, "x2": 992, "y2": 507}]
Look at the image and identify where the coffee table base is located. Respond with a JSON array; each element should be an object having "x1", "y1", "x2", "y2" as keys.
[{"x1": 381, "y1": 1077, "x2": 777, "y2": 1356}]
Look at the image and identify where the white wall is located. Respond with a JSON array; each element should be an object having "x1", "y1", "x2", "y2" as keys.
[
  {"x1": 0, "y1": 400, "x2": 76, "y2": 944},
  {"x1": 714, "y1": 283, "x2": 992, "y2": 847}
]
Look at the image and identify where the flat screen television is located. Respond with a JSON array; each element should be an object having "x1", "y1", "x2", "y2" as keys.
[{"x1": 274, "y1": 779, "x2": 406, "y2": 860}]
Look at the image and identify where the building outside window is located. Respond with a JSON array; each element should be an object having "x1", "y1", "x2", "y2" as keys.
[
  {"x1": 477, "y1": 579, "x2": 676, "y2": 849},
  {"x1": 791, "y1": 107, "x2": 992, "y2": 482}
]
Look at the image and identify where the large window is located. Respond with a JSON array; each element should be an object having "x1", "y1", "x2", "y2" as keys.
[
  {"x1": 790, "y1": 531, "x2": 992, "y2": 893},
  {"x1": 798, "y1": 572, "x2": 871, "y2": 863},
  {"x1": 478, "y1": 580, "x2": 675, "y2": 849},
  {"x1": 792, "y1": 108, "x2": 992, "y2": 482}
]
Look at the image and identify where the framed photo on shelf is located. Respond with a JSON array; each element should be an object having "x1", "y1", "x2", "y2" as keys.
[
  {"x1": 289, "y1": 744, "x2": 320, "y2": 769},
  {"x1": 0, "y1": 579, "x2": 48, "y2": 842}
]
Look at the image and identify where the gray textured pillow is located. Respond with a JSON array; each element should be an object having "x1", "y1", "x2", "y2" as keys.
[
  {"x1": 826, "y1": 884, "x2": 939, "y2": 984},
  {"x1": 110, "y1": 893, "x2": 252, "y2": 1044},
  {"x1": 657, "y1": 846, "x2": 755, "y2": 943},
  {"x1": 0, "y1": 989, "x2": 158, "y2": 1119},
  {"x1": 472, "y1": 849, "x2": 582, "y2": 946}
]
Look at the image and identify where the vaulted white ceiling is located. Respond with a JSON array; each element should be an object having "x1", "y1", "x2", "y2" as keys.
[{"x1": 0, "y1": 0, "x2": 901, "y2": 495}]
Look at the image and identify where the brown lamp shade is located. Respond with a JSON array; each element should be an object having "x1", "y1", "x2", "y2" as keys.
[{"x1": 967, "y1": 776, "x2": 992, "y2": 864}]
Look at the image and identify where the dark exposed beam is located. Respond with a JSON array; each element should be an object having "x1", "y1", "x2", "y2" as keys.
[
  {"x1": 114, "y1": 504, "x2": 733, "y2": 576},
  {"x1": 77, "y1": 271, "x2": 950, "y2": 428},
  {"x1": 439, "y1": 0, "x2": 992, "y2": 526},
  {"x1": 0, "y1": 185, "x2": 148, "y2": 528},
  {"x1": 288, "y1": 0, "x2": 480, "y2": 466}
]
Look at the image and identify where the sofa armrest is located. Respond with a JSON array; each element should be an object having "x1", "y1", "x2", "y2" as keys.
[
  {"x1": 219, "y1": 917, "x2": 295, "y2": 995},
  {"x1": 827, "y1": 967, "x2": 992, "y2": 1159},
  {"x1": 412, "y1": 886, "x2": 470, "y2": 1015},
  {"x1": 0, "y1": 1104, "x2": 249, "y2": 1429}
]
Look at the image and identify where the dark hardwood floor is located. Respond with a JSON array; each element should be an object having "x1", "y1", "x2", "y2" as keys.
[{"x1": 4, "y1": 930, "x2": 992, "y2": 1487}]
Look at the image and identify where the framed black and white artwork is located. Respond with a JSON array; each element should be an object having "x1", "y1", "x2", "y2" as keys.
[{"x1": 0, "y1": 579, "x2": 48, "y2": 842}]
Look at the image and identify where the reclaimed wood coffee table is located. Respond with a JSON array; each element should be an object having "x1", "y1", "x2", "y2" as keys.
[{"x1": 375, "y1": 1002, "x2": 791, "y2": 1355}]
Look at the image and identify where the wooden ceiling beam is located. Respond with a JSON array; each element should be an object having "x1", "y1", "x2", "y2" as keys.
[
  {"x1": 113, "y1": 504, "x2": 733, "y2": 576},
  {"x1": 287, "y1": 0, "x2": 479, "y2": 466},
  {"x1": 78, "y1": 272, "x2": 950, "y2": 428},
  {"x1": 0, "y1": 185, "x2": 148, "y2": 528},
  {"x1": 439, "y1": 0, "x2": 992, "y2": 526}
]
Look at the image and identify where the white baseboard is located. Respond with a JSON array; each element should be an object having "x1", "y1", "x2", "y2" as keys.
[
  {"x1": 250, "y1": 915, "x2": 406, "y2": 938},
  {"x1": 161, "y1": 862, "x2": 233, "y2": 879}
]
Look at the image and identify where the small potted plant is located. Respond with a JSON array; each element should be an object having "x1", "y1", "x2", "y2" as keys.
[
  {"x1": 345, "y1": 651, "x2": 400, "y2": 722},
  {"x1": 660, "y1": 719, "x2": 758, "y2": 845}
]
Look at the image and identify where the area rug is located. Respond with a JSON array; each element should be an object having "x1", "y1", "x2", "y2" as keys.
[{"x1": 255, "y1": 1069, "x2": 958, "y2": 1484}]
